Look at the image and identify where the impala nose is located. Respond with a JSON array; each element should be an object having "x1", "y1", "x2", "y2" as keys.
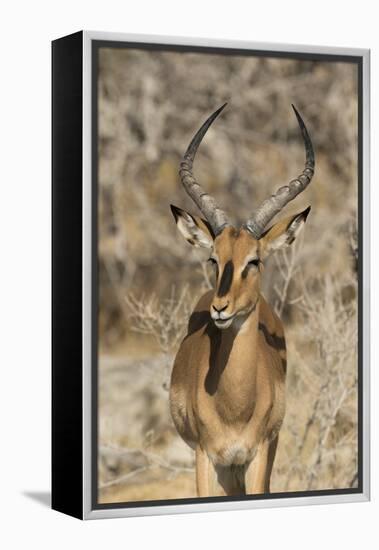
[{"x1": 212, "y1": 303, "x2": 229, "y2": 314}]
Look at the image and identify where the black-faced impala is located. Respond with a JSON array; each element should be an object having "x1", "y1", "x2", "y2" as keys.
[{"x1": 169, "y1": 104, "x2": 314, "y2": 496}]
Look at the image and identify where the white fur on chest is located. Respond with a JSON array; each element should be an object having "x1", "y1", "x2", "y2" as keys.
[{"x1": 208, "y1": 440, "x2": 258, "y2": 467}]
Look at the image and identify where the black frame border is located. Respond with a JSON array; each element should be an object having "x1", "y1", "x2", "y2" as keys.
[
  {"x1": 91, "y1": 39, "x2": 364, "y2": 512},
  {"x1": 52, "y1": 31, "x2": 84, "y2": 519}
]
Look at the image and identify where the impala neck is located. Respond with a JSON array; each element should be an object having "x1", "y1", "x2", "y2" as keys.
[
  {"x1": 223, "y1": 296, "x2": 260, "y2": 375},
  {"x1": 206, "y1": 297, "x2": 261, "y2": 417}
]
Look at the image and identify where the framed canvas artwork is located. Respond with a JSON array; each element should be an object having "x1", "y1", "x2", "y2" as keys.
[{"x1": 52, "y1": 31, "x2": 370, "y2": 519}]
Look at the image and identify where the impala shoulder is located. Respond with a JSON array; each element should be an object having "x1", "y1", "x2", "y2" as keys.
[
  {"x1": 259, "y1": 296, "x2": 284, "y2": 335},
  {"x1": 194, "y1": 289, "x2": 214, "y2": 312},
  {"x1": 258, "y1": 297, "x2": 286, "y2": 355},
  {"x1": 186, "y1": 290, "x2": 214, "y2": 336}
]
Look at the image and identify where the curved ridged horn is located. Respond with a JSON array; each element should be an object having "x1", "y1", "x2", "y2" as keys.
[
  {"x1": 245, "y1": 104, "x2": 315, "y2": 238},
  {"x1": 179, "y1": 104, "x2": 230, "y2": 233}
]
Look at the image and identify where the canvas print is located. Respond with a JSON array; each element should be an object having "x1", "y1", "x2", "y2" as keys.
[{"x1": 95, "y1": 45, "x2": 360, "y2": 505}]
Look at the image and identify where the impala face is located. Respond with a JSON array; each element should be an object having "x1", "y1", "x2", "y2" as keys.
[
  {"x1": 171, "y1": 204, "x2": 310, "y2": 330},
  {"x1": 209, "y1": 227, "x2": 261, "y2": 329}
]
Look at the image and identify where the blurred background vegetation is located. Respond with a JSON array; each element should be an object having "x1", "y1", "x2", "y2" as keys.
[{"x1": 97, "y1": 47, "x2": 358, "y2": 503}]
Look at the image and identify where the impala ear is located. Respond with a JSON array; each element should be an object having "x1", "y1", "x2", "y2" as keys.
[
  {"x1": 170, "y1": 205, "x2": 214, "y2": 249},
  {"x1": 260, "y1": 206, "x2": 311, "y2": 258}
]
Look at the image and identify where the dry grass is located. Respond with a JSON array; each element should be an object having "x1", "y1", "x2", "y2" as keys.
[{"x1": 96, "y1": 47, "x2": 359, "y2": 503}]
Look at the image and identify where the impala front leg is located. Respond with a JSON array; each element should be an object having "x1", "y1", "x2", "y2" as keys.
[
  {"x1": 245, "y1": 439, "x2": 270, "y2": 494},
  {"x1": 196, "y1": 445, "x2": 211, "y2": 497}
]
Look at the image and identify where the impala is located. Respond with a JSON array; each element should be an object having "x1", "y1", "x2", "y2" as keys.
[{"x1": 169, "y1": 103, "x2": 315, "y2": 496}]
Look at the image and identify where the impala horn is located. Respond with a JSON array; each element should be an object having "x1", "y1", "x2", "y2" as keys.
[
  {"x1": 179, "y1": 103, "x2": 230, "y2": 234},
  {"x1": 245, "y1": 104, "x2": 315, "y2": 238}
]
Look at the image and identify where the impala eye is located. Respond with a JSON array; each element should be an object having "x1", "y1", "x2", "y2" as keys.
[{"x1": 248, "y1": 258, "x2": 260, "y2": 267}]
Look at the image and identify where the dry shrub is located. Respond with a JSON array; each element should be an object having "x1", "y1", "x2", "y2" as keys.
[{"x1": 271, "y1": 256, "x2": 358, "y2": 491}]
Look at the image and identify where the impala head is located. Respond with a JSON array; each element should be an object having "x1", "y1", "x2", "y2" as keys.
[{"x1": 171, "y1": 103, "x2": 315, "y2": 329}]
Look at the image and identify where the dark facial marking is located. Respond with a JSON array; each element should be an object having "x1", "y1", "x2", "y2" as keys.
[{"x1": 217, "y1": 260, "x2": 234, "y2": 297}]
